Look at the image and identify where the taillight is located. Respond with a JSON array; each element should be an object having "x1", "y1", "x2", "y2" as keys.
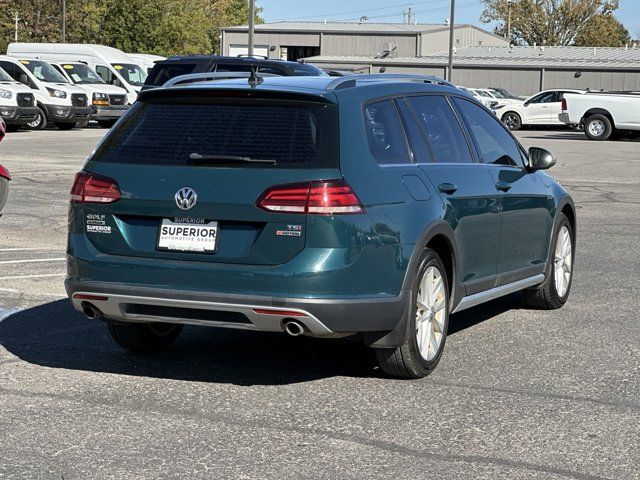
[
  {"x1": 0, "y1": 165, "x2": 10, "y2": 181},
  {"x1": 561, "y1": 98, "x2": 567, "y2": 111},
  {"x1": 257, "y1": 179, "x2": 363, "y2": 215},
  {"x1": 70, "y1": 171, "x2": 121, "y2": 203}
]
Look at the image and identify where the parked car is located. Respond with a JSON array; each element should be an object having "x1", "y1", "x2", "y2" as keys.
[
  {"x1": 560, "y1": 91, "x2": 640, "y2": 140},
  {"x1": 66, "y1": 74, "x2": 576, "y2": 379},
  {"x1": 489, "y1": 87, "x2": 527, "y2": 100},
  {"x1": 0, "y1": 56, "x2": 90, "y2": 130},
  {"x1": 127, "y1": 53, "x2": 166, "y2": 75},
  {"x1": 0, "y1": 119, "x2": 9, "y2": 215},
  {"x1": 457, "y1": 86, "x2": 500, "y2": 111},
  {"x1": 142, "y1": 55, "x2": 327, "y2": 90},
  {"x1": 8, "y1": 43, "x2": 146, "y2": 105},
  {"x1": 46, "y1": 61, "x2": 129, "y2": 128},
  {"x1": 499, "y1": 89, "x2": 585, "y2": 130},
  {"x1": 0, "y1": 66, "x2": 39, "y2": 130}
]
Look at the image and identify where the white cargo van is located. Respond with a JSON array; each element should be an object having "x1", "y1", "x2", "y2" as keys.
[
  {"x1": 47, "y1": 62, "x2": 129, "y2": 128},
  {"x1": 0, "y1": 66, "x2": 40, "y2": 130},
  {"x1": 0, "y1": 56, "x2": 90, "y2": 130},
  {"x1": 127, "y1": 53, "x2": 166, "y2": 75},
  {"x1": 7, "y1": 43, "x2": 146, "y2": 104}
]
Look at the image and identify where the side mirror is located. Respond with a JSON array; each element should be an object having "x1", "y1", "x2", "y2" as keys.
[
  {"x1": 527, "y1": 147, "x2": 556, "y2": 171},
  {"x1": 523, "y1": 101, "x2": 530, "y2": 107}
]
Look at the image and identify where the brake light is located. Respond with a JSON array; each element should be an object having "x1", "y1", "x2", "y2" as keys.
[
  {"x1": 561, "y1": 98, "x2": 567, "y2": 111},
  {"x1": 70, "y1": 171, "x2": 121, "y2": 203},
  {"x1": 0, "y1": 165, "x2": 10, "y2": 181},
  {"x1": 257, "y1": 180, "x2": 363, "y2": 215}
]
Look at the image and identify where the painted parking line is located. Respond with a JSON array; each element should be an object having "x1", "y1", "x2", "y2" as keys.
[
  {"x1": 0, "y1": 307, "x2": 22, "y2": 322},
  {"x1": 0, "y1": 273, "x2": 66, "y2": 281},
  {"x1": 0, "y1": 257, "x2": 66, "y2": 265}
]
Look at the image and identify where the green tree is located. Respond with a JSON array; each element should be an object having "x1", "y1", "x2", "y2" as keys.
[
  {"x1": 573, "y1": 13, "x2": 630, "y2": 46},
  {"x1": 481, "y1": 0, "x2": 622, "y2": 46}
]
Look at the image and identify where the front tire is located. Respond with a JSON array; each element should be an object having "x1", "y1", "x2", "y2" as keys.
[
  {"x1": 107, "y1": 322, "x2": 183, "y2": 353},
  {"x1": 375, "y1": 249, "x2": 450, "y2": 379},
  {"x1": 584, "y1": 114, "x2": 612, "y2": 141},
  {"x1": 524, "y1": 213, "x2": 574, "y2": 309},
  {"x1": 26, "y1": 107, "x2": 47, "y2": 130},
  {"x1": 502, "y1": 112, "x2": 522, "y2": 131}
]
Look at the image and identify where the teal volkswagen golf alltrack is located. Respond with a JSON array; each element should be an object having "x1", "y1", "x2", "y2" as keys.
[{"x1": 66, "y1": 74, "x2": 575, "y2": 378}]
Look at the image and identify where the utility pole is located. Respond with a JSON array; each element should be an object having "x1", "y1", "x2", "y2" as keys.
[
  {"x1": 62, "y1": 0, "x2": 66, "y2": 43},
  {"x1": 403, "y1": 7, "x2": 413, "y2": 25},
  {"x1": 506, "y1": 0, "x2": 516, "y2": 44},
  {"x1": 14, "y1": 11, "x2": 20, "y2": 42},
  {"x1": 248, "y1": 0, "x2": 255, "y2": 57},
  {"x1": 447, "y1": 0, "x2": 455, "y2": 81}
]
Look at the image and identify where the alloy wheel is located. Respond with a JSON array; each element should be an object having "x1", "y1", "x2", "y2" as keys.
[
  {"x1": 416, "y1": 266, "x2": 447, "y2": 361},
  {"x1": 554, "y1": 225, "x2": 573, "y2": 298}
]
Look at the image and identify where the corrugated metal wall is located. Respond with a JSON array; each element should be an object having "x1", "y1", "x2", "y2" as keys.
[
  {"x1": 544, "y1": 69, "x2": 640, "y2": 92},
  {"x1": 451, "y1": 68, "x2": 542, "y2": 95},
  {"x1": 223, "y1": 31, "x2": 320, "y2": 56},
  {"x1": 321, "y1": 34, "x2": 417, "y2": 57},
  {"x1": 421, "y1": 28, "x2": 509, "y2": 54}
]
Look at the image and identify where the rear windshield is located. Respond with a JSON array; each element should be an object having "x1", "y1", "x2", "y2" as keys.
[
  {"x1": 91, "y1": 98, "x2": 338, "y2": 168},
  {"x1": 146, "y1": 63, "x2": 198, "y2": 87}
]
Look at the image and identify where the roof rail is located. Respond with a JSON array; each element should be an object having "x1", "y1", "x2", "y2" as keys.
[
  {"x1": 163, "y1": 72, "x2": 279, "y2": 88},
  {"x1": 325, "y1": 73, "x2": 453, "y2": 91}
]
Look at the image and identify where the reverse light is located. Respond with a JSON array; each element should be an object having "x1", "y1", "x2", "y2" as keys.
[
  {"x1": 257, "y1": 179, "x2": 363, "y2": 215},
  {"x1": 70, "y1": 171, "x2": 121, "y2": 203}
]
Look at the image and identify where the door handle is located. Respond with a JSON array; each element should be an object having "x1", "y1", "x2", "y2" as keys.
[
  {"x1": 495, "y1": 180, "x2": 512, "y2": 192},
  {"x1": 437, "y1": 183, "x2": 458, "y2": 195}
]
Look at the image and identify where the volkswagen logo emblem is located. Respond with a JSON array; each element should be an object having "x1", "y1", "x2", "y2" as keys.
[{"x1": 175, "y1": 187, "x2": 197, "y2": 211}]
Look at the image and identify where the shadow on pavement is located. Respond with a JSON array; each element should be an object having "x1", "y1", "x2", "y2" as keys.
[{"x1": 0, "y1": 295, "x2": 522, "y2": 385}]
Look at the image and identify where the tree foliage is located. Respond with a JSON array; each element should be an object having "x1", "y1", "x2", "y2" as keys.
[
  {"x1": 0, "y1": 0, "x2": 262, "y2": 56},
  {"x1": 573, "y1": 13, "x2": 630, "y2": 46},
  {"x1": 480, "y1": 0, "x2": 625, "y2": 46}
]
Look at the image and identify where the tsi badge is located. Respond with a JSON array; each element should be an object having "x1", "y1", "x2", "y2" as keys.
[
  {"x1": 276, "y1": 224, "x2": 303, "y2": 237},
  {"x1": 175, "y1": 187, "x2": 197, "y2": 211}
]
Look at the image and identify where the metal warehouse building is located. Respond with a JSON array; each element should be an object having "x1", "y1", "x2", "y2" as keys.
[
  {"x1": 221, "y1": 21, "x2": 508, "y2": 60},
  {"x1": 303, "y1": 45, "x2": 640, "y2": 96}
]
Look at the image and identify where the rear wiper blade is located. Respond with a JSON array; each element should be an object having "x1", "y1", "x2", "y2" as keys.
[{"x1": 189, "y1": 153, "x2": 276, "y2": 165}]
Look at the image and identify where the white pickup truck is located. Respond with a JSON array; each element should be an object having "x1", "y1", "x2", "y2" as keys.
[{"x1": 560, "y1": 92, "x2": 640, "y2": 140}]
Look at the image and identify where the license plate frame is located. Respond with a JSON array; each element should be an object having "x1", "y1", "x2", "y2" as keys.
[{"x1": 156, "y1": 219, "x2": 218, "y2": 254}]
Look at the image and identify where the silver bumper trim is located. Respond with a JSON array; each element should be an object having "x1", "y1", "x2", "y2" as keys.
[{"x1": 71, "y1": 292, "x2": 334, "y2": 335}]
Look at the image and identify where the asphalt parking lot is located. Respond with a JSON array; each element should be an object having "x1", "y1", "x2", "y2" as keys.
[{"x1": 0, "y1": 127, "x2": 639, "y2": 479}]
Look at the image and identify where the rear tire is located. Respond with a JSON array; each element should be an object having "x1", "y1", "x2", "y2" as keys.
[
  {"x1": 524, "y1": 213, "x2": 574, "y2": 309},
  {"x1": 375, "y1": 249, "x2": 450, "y2": 379},
  {"x1": 107, "y1": 322, "x2": 183, "y2": 353},
  {"x1": 55, "y1": 122, "x2": 76, "y2": 130},
  {"x1": 584, "y1": 114, "x2": 612, "y2": 141},
  {"x1": 502, "y1": 112, "x2": 522, "y2": 131}
]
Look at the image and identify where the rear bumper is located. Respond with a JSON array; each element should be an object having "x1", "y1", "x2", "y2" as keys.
[
  {"x1": 91, "y1": 105, "x2": 129, "y2": 120},
  {"x1": 0, "y1": 106, "x2": 39, "y2": 125},
  {"x1": 558, "y1": 113, "x2": 571, "y2": 125},
  {"x1": 65, "y1": 279, "x2": 409, "y2": 335}
]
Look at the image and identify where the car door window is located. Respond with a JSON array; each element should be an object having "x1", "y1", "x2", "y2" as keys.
[
  {"x1": 215, "y1": 63, "x2": 252, "y2": 72},
  {"x1": 95, "y1": 65, "x2": 115, "y2": 84},
  {"x1": 0, "y1": 62, "x2": 17, "y2": 80},
  {"x1": 363, "y1": 100, "x2": 411, "y2": 165},
  {"x1": 406, "y1": 95, "x2": 474, "y2": 164},
  {"x1": 529, "y1": 92, "x2": 557, "y2": 104},
  {"x1": 395, "y1": 99, "x2": 433, "y2": 164},
  {"x1": 453, "y1": 97, "x2": 524, "y2": 167},
  {"x1": 257, "y1": 66, "x2": 286, "y2": 76}
]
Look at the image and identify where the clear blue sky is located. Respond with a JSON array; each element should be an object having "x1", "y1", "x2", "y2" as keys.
[{"x1": 258, "y1": 0, "x2": 640, "y2": 39}]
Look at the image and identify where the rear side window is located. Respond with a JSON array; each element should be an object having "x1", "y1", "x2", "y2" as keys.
[
  {"x1": 453, "y1": 97, "x2": 523, "y2": 167},
  {"x1": 215, "y1": 63, "x2": 252, "y2": 72},
  {"x1": 406, "y1": 95, "x2": 474, "y2": 164},
  {"x1": 91, "y1": 99, "x2": 338, "y2": 168},
  {"x1": 146, "y1": 63, "x2": 198, "y2": 87},
  {"x1": 363, "y1": 100, "x2": 410, "y2": 165}
]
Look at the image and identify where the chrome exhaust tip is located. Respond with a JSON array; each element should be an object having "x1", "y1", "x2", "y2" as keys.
[
  {"x1": 81, "y1": 302, "x2": 101, "y2": 320},
  {"x1": 284, "y1": 320, "x2": 304, "y2": 337}
]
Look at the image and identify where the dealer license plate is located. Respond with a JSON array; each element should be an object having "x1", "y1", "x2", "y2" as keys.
[{"x1": 157, "y1": 219, "x2": 218, "y2": 253}]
